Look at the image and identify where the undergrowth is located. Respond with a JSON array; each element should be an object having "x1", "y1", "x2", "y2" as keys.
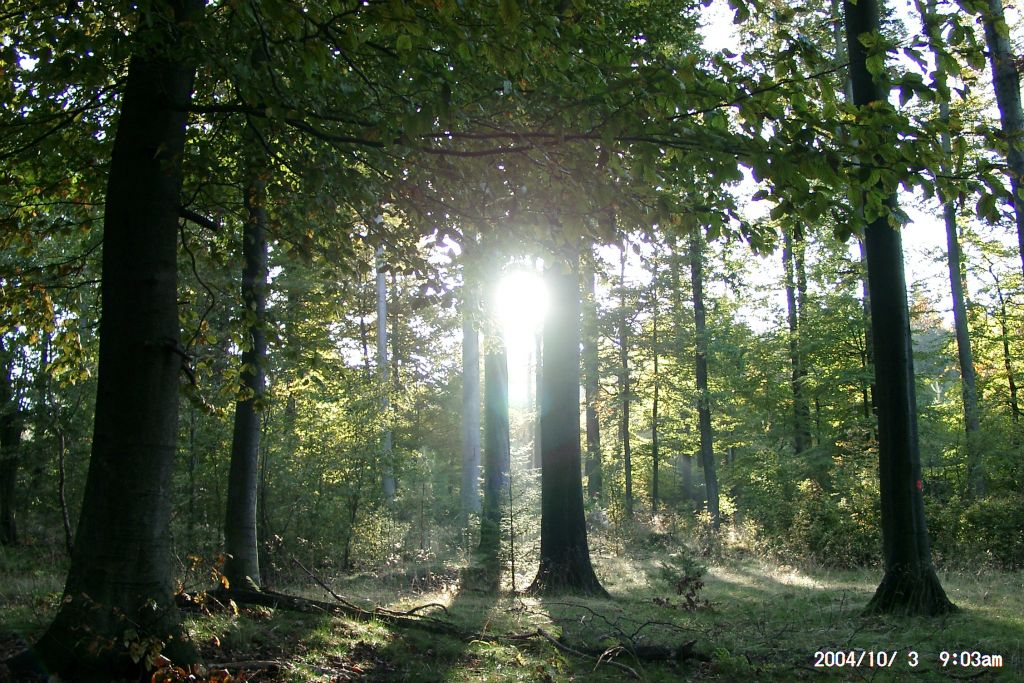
[{"x1": 1, "y1": 523, "x2": 1022, "y2": 681}]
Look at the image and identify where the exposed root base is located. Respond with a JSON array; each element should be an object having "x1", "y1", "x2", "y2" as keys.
[{"x1": 863, "y1": 567, "x2": 957, "y2": 617}]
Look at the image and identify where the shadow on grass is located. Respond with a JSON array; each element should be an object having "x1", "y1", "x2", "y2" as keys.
[{"x1": 357, "y1": 563, "x2": 502, "y2": 682}]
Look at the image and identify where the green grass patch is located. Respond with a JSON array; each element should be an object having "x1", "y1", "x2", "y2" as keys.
[{"x1": 1, "y1": 543, "x2": 1021, "y2": 680}]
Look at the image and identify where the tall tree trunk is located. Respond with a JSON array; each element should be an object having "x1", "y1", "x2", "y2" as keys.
[
  {"x1": 376, "y1": 248, "x2": 396, "y2": 503},
  {"x1": 844, "y1": 0, "x2": 955, "y2": 616},
  {"x1": 529, "y1": 265, "x2": 607, "y2": 597},
  {"x1": 618, "y1": 247, "x2": 633, "y2": 518},
  {"x1": 832, "y1": 0, "x2": 876, "y2": 427},
  {"x1": 979, "y1": 0, "x2": 1024, "y2": 277},
  {"x1": 461, "y1": 281, "x2": 482, "y2": 517},
  {"x1": 651, "y1": 278, "x2": 660, "y2": 511},
  {"x1": 917, "y1": 0, "x2": 984, "y2": 497},
  {"x1": 783, "y1": 231, "x2": 811, "y2": 454},
  {"x1": 689, "y1": 232, "x2": 719, "y2": 528},
  {"x1": 669, "y1": 245, "x2": 693, "y2": 505},
  {"x1": 991, "y1": 272, "x2": 1021, "y2": 427},
  {"x1": 224, "y1": 154, "x2": 268, "y2": 590},
  {"x1": 582, "y1": 257, "x2": 603, "y2": 498},
  {"x1": 26, "y1": 2, "x2": 203, "y2": 676},
  {"x1": 533, "y1": 330, "x2": 542, "y2": 469},
  {"x1": 478, "y1": 340, "x2": 510, "y2": 577},
  {"x1": 358, "y1": 269, "x2": 372, "y2": 373},
  {"x1": 0, "y1": 339, "x2": 21, "y2": 546}
]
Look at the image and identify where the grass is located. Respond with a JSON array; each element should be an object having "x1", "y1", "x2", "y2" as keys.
[{"x1": 1, "y1": 540, "x2": 1022, "y2": 681}]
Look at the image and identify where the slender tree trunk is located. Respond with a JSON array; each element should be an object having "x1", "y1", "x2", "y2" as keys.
[
  {"x1": 991, "y1": 273, "x2": 1021, "y2": 427},
  {"x1": 0, "y1": 340, "x2": 21, "y2": 546},
  {"x1": 917, "y1": 0, "x2": 984, "y2": 497},
  {"x1": 529, "y1": 265, "x2": 607, "y2": 597},
  {"x1": 26, "y1": 3, "x2": 203, "y2": 676},
  {"x1": 979, "y1": 0, "x2": 1024, "y2": 277},
  {"x1": 461, "y1": 282, "x2": 482, "y2": 517},
  {"x1": 391, "y1": 272, "x2": 401, "y2": 391},
  {"x1": 533, "y1": 330, "x2": 542, "y2": 469},
  {"x1": 651, "y1": 280, "x2": 660, "y2": 511},
  {"x1": 669, "y1": 246, "x2": 694, "y2": 505},
  {"x1": 783, "y1": 231, "x2": 811, "y2": 454},
  {"x1": 689, "y1": 232, "x2": 719, "y2": 528},
  {"x1": 478, "y1": 340, "x2": 510, "y2": 577},
  {"x1": 582, "y1": 257, "x2": 603, "y2": 498},
  {"x1": 377, "y1": 248, "x2": 396, "y2": 503},
  {"x1": 223, "y1": 156, "x2": 268, "y2": 590},
  {"x1": 844, "y1": 0, "x2": 955, "y2": 616},
  {"x1": 619, "y1": 248, "x2": 633, "y2": 518},
  {"x1": 358, "y1": 269, "x2": 372, "y2": 374},
  {"x1": 56, "y1": 427, "x2": 74, "y2": 557}
]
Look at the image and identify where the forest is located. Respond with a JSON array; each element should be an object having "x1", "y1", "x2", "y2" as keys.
[{"x1": 1, "y1": 0, "x2": 1024, "y2": 680}]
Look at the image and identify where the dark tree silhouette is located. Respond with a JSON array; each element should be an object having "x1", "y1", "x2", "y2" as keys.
[
  {"x1": 844, "y1": 0, "x2": 956, "y2": 616},
  {"x1": 18, "y1": 1, "x2": 204, "y2": 677},
  {"x1": 529, "y1": 265, "x2": 607, "y2": 597}
]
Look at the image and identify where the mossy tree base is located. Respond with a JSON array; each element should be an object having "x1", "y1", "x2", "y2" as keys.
[{"x1": 863, "y1": 566, "x2": 958, "y2": 617}]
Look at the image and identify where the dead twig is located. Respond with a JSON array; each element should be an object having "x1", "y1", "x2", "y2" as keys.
[{"x1": 537, "y1": 628, "x2": 640, "y2": 680}]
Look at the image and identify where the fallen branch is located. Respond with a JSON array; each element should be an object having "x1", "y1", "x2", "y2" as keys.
[
  {"x1": 292, "y1": 557, "x2": 449, "y2": 618},
  {"x1": 537, "y1": 628, "x2": 640, "y2": 680}
]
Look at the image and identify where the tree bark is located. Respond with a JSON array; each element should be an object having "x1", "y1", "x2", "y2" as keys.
[
  {"x1": 478, "y1": 340, "x2": 510, "y2": 576},
  {"x1": 991, "y1": 272, "x2": 1020, "y2": 427},
  {"x1": 461, "y1": 281, "x2": 482, "y2": 517},
  {"x1": 669, "y1": 246, "x2": 694, "y2": 505},
  {"x1": 979, "y1": 0, "x2": 1024, "y2": 277},
  {"x1": 917, "y1": 0, "x2": 984, "y2": 497},
  {"x1": 224, "y1": 154, "x2": 269, "y2": 591},
  {"x1": 582, "y1": 257, "x2": 603, "y2": 498},
  {"x1": 651, "y1": 278, "x2": 660, "y2": 511},
  {"x1": 689, "y1": 232, "x2": 719, "y2": 528},
  {"x1": 844, "y1": 0, "x2": 955, "y2": 616},
  {"x1": 0, "y1": 339, "x2": 21, "y2": 546},
  {"x1": 376, "y1": 248, "x2": 396, "y2": 503},
  {"x1": 618, "y1": 247, "x2": 633, "y2": 518},
  {"x1": 529, "y1": 265, "x2": 607, "y2": 597},
  {"x1": 24, "y1": 2, "x2": 203, "y2": 676},
  {"x1": 783, "y1": 231, "x2": 811, "y2": 454}
]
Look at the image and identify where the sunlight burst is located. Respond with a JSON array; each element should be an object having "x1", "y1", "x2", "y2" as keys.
[{"x1": 494, "y1": 269, "x2": 548, "y2": 407}]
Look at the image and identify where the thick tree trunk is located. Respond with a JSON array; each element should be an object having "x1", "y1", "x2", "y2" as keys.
[
  {"x1": 619, "y1": 248, "x2": 633, "y2": 518},
  {"x1": 224, "y1": 158, "x2": 269, "y2": 591},
  {"x1": 24, "y1": 2, "x2": 203, "y2": 677},
  {"x1": 689, "y1": 232, "x2": 719, "y2": 528},
  {"x1": 529, "y1": 266, "x2": 607, "y2": 597},
  {"x1": 979, "y1": 0, "x2": 1024, "y2": 277},
  {"x1": 783, "y1": 231, "x2": 811, "y2": 454},
  {"x1": 844, "y1": 0, "x2": 955, "y2": 616},
  {"x1": 478, "y1": 342, "x2": 510, "y2": 576},
  {"x1": 376, "y1": 248, "x2": 396, "y2": 503},
  {"x1": 582, "y1": 258, "x2": 603, "y2": 498},
  {"x1": 0, "y1": 340, "x2": 21, "y2": 546},
  {"x1": 461, "y1": 282, "x2": 482, "y2": 517}
]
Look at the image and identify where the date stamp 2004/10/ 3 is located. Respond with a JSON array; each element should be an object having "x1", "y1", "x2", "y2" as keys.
[{"x1": 813, "y1": 650, "x2": 1004, "y2": 669}]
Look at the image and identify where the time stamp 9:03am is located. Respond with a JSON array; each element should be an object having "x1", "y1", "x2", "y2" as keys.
[{"x1": 813, "y1": 650, "x2": 1004, "y2": 669}]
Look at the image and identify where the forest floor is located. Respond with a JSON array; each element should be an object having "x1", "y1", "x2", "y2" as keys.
[{"x1": 1, "y1": 541, "x2": 1022, "y2": 682}]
